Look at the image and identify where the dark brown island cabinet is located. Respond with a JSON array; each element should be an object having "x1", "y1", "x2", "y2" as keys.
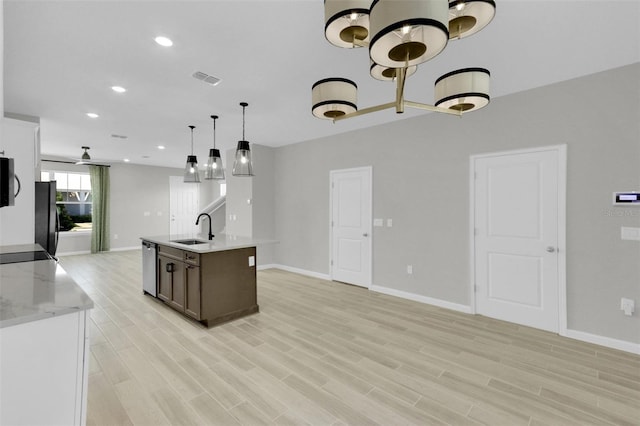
[{"x1": 156, "y1": 244, "x2": 258, "y2": 327}]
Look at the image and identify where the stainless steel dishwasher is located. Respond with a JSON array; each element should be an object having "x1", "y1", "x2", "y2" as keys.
[{"x1": 142, "y1": 240, "x2": 157, "y2": 296}]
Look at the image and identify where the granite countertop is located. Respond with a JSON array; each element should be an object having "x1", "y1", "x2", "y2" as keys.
[
  {"x1": 141, "y1": 233, "x2": 277, "y2": 253},
  {"x1": 0, "y1": 246, "x2": 93, "y2": 329}
]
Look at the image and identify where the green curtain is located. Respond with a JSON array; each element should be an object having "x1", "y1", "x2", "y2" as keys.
[{"x1": 89, "y1": 165, "x2": 110, "y2": 253}]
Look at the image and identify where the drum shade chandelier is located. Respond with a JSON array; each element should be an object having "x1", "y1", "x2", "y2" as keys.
[
  {"x1": 313, "y1": 0, "x2": 496, "y2": 122},
  {"x1": 205, "y1": 115, "x2": 225, "y2": 180}
]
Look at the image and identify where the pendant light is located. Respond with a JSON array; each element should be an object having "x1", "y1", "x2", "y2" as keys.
[
  {"x1": 183, "y1": 125, "x2": 200, "y2": 183},
  {"x1": 205, "y1": 115, "x2": 225, "y2": 180},
  {"x1": 232, "y1": 102, "x2": 254, "y2": 177}
]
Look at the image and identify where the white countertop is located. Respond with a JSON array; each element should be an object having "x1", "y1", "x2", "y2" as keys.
[
  {"x1": 0, "y1": 245, "x2": 93, "y2": 329},
  {"x1": 141, "y1": 234, "x2": 277, "y2": 253}
]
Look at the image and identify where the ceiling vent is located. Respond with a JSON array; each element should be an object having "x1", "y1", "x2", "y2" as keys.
[
  {"x1": 111, "y1": 134, "x2": 128, "y2": 139},
  {"x1": 193, "y1": 71, "x2": 221, "y2": 86}
]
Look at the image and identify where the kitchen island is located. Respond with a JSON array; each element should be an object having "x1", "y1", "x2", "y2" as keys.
[
  {"x1": 140, "y1": 234, "x2": 268, "y2": 327},
  {"x1": 0, "y1": 243, "x2": 93, "y2": 426}
]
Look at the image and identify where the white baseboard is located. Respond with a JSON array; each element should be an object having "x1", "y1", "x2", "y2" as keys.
[
  {"x1": 267, "y1": 264, "x2": 330, "y2": 281},
  {"x1": 109, "y1": 246, "x2": 141, "y2": 252},
  {"x1": 259, "y1": 267, "x2": 640, "y2": 355},
  {"x1": 370, "y1": 285, "x2": 473, "y2": 314},
  {"x1": 564, "y1": 329, "x2": 640, "y2": 355},
  {"x1": 257, "y1": 263, "x2": 278, "y2": 271},
  {"x1": 57, "y1": 250, "x2": 91, "y2": 257}
]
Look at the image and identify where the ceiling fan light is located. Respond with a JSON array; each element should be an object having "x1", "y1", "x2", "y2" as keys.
[
  {"x1": 369, "y1": 0, "x2": 449, "y2": 69},
  {"x1": 232, "y1": 141, "x2": 254, "y2": 177},
  {"x1": 370, "y1": 60, "x2": 417, "y2": 81},
  {"x1": 434, "y1": 67, "x2": 490, "y2": 113},
  {"x1": 312, "y1": 78, "x2": 358, "y2": 120},
  {"x1": 448, "y1": 0, "x2": 496, "y2": 40},
  {"x1": 325, "y1": 0, "x2": 371, "y2": 48}
]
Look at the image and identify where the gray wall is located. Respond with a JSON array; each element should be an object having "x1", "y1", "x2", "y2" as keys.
[
  {"x1": 42, "y1": 159, "x2": 183, "y2": 252},
  {"x1": 225, "y1": 144, "x2": 276, "y2": 265},
  {"x1": 273, "y1": 64, "x2": 640, "y2": 344}
]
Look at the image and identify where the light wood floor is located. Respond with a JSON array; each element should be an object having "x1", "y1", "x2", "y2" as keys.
[{"x1": 58, "y1": 250, "x2": 640, "y2": 426}]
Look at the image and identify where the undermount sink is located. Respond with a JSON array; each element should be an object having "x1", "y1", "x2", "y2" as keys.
[{"x1": 171, "y1": 239, "x2": 209, "y2": 245}]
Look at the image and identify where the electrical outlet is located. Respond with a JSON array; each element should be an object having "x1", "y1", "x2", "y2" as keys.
[
  {"x1": 621, "y1": 298, "x2": 635, "y2": 316},
  {"x1": 407, "y1": 265, "x2": 413, "y2": 274}
]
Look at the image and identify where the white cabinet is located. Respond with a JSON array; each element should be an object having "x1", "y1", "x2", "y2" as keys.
[
  {"x1": 0, "y1": 116, "x2": 40, "y2": 245},
  {"x1": 0, "y1": 310, "x2": 90, "y2": 426}
]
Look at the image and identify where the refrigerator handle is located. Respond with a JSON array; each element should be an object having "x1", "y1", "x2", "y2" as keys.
[{"x1": 54, "y1": 207, "x2": 60, "y2": 253}]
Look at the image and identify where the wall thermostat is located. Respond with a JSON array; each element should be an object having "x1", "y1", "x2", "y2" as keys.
[{"x1": 613, "y1": 192, "x2": 640, "y2": 206}]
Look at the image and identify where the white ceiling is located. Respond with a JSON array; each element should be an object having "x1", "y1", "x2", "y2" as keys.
[{"x1": 4, "y1": 0, "x2": 639, "y2": 169}]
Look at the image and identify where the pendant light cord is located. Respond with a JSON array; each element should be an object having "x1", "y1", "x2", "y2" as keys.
[
  {"x1": 189, "y1": 125, "x2": 195, "y2": 155},
  {"x1": 240, "y1": 102, "x2": 248, "y2": 141},
  {"x1": 211, "y1": 116, "x2": 218, "y2": 149}
]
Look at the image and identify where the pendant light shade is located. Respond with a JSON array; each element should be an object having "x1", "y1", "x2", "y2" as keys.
[
  {"x1": 232, "y1": 102, "x2": 254, "y2": 177},
  {"x1": 434, "y1": 67, "x2": 490, "y2": 113},
  {"x1": 448, "y1": 0, "x2": 496, "y2": 40},
  {"x1": 183, "y1": 125, "x2": 200, "y2": 183},
  {"x1": 205, "y1": 115, "x2": 225, "y2": 180},
  {"x1": 369, "y1": 0, "x2": 449, "y2": 69},
  {"x1": 370, "y1": 60, "x2": 417, "y2": 82},
  {"x1": 324, "y1": 0, "x2": 371, "y2": 48},
  {"x1": 312, "y1": 78, "x2": 357, "y2": 120}
]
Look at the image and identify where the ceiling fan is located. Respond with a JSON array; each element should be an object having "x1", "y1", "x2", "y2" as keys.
[{"x1": 72, "y1": 146, "x2": 109, "y2": 166}]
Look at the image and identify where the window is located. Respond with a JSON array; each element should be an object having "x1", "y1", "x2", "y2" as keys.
[{"x1": 41, "y1": 171, "x2": 92, "y2": 232}]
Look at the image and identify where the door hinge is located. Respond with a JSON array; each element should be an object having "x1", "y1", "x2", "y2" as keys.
[
  {"x1": 330, "y1": 260, "x2": 333, "y2": 266},
  {"x1": 474, "y1": 172, "x2": 478, "y2": 179},
  {"x1": 474, "y1": 228, "x2": 479, "y2": 236}
]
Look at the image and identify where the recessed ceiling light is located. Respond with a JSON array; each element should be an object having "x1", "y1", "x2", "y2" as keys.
[
  {"x1": 154, "y1": 36, "x2": 173, "y2": 47},
  {"x1": 123, "y1": 158, "x2": 130, "y2": 163},
  {"x1": 157, "y1": 145, "x2": 166, "y2": 150},
  {"x1": 111, "y1": 86, "x2": 126, "y2": 93},
  {"x1": 86, "y1": 112, "x2": 99, "y2": 118}
]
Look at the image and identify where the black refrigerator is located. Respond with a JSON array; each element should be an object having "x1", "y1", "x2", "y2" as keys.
[{"x1": 35, "y1": 181, "x2": 59, "y2": 256}]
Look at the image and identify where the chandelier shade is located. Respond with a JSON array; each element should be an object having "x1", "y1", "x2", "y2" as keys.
[
  {"x1": 434, "y1": 67, "x2": 490, "y2": 113},
  {"x1": 369, "y1": 0, "x2": 449, "y2": 69},
  {"x1": 324, "y1": 0, "x2": 371, "y2": 48},
  {"x1": 183, "y1": 125, "x2": 200, "y2": 183},
  {"x1": 448, "y1": 0, "x2": 496, "y2": 39},
  {"x1": 370, "y1": 60, "x2": 417, "y2": 82},
  {"x1": 205, "y1": 115, "x2": 225, "y2": 180},
  {"x1": 312, "y1": 78, "x2": 358, "y2": 120}
]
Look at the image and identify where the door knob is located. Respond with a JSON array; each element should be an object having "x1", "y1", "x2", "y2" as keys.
[
  {"x1": 546, "y1": 246, "x2": 556, "y2": 253},
  {"x1": 363, "y1": 233, "x2": 369, "y2": 237}
]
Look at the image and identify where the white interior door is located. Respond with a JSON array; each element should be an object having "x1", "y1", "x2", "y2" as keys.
[
  {"x1": 331, "y1": 167, "x2": 372, "y2": 288},
  {"x1": 473, "y1": 147, "x2": 565, "y2": 332},
  {"x1": 169, "y1": 176, "x2": 200, "y2": 236}
]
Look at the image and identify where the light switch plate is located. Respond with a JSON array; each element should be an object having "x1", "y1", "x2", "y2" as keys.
[
  {"x1": 387, "y1": 219, "x2": 393, "y2": 227},
  {"x1": 621, "y1": 227, "x2": 640, "y2": 241},
  {"x1": 373, "y1": 218, "x2": 383, "y2": 227},
  {"x1": 248, "y1": 256, "x2": 255, "y2": 267}
]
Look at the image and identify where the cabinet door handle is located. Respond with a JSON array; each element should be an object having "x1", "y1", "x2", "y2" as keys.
[{"x1": 166, "y1": 263, "x2": 175, "y2": 273}]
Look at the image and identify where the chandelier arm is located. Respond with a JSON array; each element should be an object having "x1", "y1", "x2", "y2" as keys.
[
  {"x1": 395, "y1": 66, "x2": 408, "y2": 113},
  {"x1": 352, "y1": 38, "x2": 369, "y2": 48},
  {"x1": 403, "y1": 100, "x2": 463, "y2": 117},
  {"x1": 332, "y1": 101, "x2": 396, "y2": 122}
]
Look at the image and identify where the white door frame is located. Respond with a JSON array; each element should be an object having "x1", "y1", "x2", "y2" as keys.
[
  {"x1": 469, "y1": 145, "x2": 567, "y2": 335},
  {"x1": 329, "y1": 166, "x2": 373, "y2": 288}
]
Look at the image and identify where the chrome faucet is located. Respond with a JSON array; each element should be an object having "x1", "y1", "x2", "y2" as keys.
[{"x1": 195, "y1": 213, "x2": 214, "y2": 240}]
